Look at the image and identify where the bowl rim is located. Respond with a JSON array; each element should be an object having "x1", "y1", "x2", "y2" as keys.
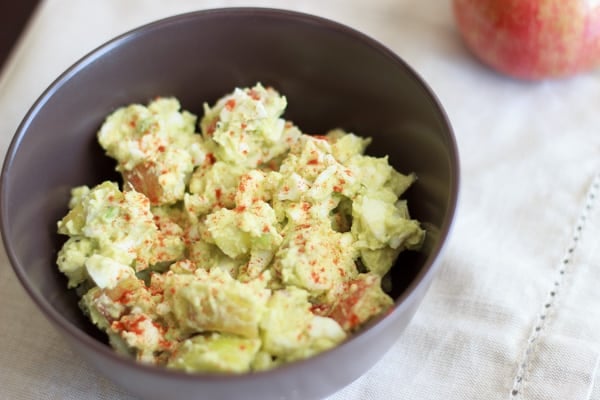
[{"x1": 0, "y1": 6, "x2": 460, "y2": 381}]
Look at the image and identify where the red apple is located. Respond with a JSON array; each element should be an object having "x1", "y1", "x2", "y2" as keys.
[{"x1": 453, "y1": 0, "x2": 600, "y2": 80}]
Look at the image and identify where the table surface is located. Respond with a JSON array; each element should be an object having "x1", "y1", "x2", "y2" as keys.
[
  {"x1": 2, "y1": 1, "x2": 600, "y2": 400},
  {"x1": 0, "y1": 1, "x2": 39, "y2": 71}
]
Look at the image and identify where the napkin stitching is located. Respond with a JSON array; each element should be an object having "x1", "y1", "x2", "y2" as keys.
[
  {"x1": 585, "y1": 354, "x2": 600, "y2": 400},
  {"x1": 509, "y1": 172, "x2": 600, "y2": 399}
]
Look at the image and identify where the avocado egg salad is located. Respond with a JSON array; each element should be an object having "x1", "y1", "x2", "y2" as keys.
[{"x1": 56, "y1": 83, "x2": 425, "y2": 373}]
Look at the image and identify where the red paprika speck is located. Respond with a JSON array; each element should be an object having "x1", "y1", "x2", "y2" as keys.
[
  {"x1": 241, "y1": 123, "x2": 247, "y2": 129},
  {"x1": 310, "y1": 303, "x2": 328, "y2": 315},
  {"x1": 262, "y1": 225, "x2": 269, "y2": 233},
  {"x1": 312, "y1": 135, "x2": 328, "y2": 141},
  {"x1": 205, "y1": 153, "x2": 216, "y2": 165},
  {"x1": 129, "y1": 120, "x2": 136, "y2": 128},
  {"x1": 206, "y1": 118, "x2": 218, "y2": 135},
  {"x1": 333, "y1": 185, "x2": 342, "y2": 193},
  {"x1": 215, "y1": 188, "x2": 222, "y2": 200},
  {"x1": 311, "y1": 271, "x2": 321, "y2": 283},
  {"x1": 157, "y1": 145, "x2": 166, "y2": 153},
  {"x1": 152, "y1": 321, "x2": 165, "y2": 332},
  {"x1": 113, "y1": 315, "x2": 146, "y2": 335},
  {"x1": 248, "y1": 89, "x2": 261, "y2": 100},
  {"x1": 115, "y1": 290, "x2": 133, "y2": 304},
  {"x1": 239, "y1": 180, "x2": 247, "y2": 193},
  {"x1": 348, "y1": 313, "x2": 360, "y2": 328},
  {"x1": 302, "y1": 203, "x2": 310, "y2": 211},
  {"x1": 307, "y1": 158, "x2": 319, "y2": 165},
  {"x1": 294, "y1": 234, "x2": 305, "y2": 245},
  {"x1": 225, "y1": 99, "x2": 236, "y2": 111},
  {"x1": 128, "y1": 316, "x2": 146, "y2": 335},
  {"x1": 239, "y1": 344, "x2": 246, "y2": 351},
  {"x1": 112, "y1": 321, "x2": 125, "y2": 331},
  {"x1": 149, "y1": 284, "x2": 164, "y2": 296},
  {"x1": 235, "y1": 205, "x2": 247, "y2": 213}
]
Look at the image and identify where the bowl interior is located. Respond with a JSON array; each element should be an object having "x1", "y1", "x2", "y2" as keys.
[{"x1": 1, "y1": 8, "x2": 457, "y2": 361}]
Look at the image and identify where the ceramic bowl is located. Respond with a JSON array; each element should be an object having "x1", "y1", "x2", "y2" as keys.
[{"x1": 0, "y1": 8, "x2": 459, "y2": 400}]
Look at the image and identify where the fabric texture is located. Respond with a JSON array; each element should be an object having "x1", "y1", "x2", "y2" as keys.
[{"x1": 1, "y1": 1, "x2": 600, "y2": 399}]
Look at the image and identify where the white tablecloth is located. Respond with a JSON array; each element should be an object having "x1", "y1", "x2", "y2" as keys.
[{"x1": 2, "y1": 1, "x2": 600, "y2": 399}]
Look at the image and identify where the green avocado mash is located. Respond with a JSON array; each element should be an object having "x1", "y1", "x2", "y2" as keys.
[{"x1": 56, "y1": 83, "x2": 425, "y2": 373}]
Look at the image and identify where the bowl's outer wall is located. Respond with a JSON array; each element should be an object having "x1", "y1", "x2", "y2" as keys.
[{"x1": 1, "y1": 8, "x2": 458, "y2": 400}]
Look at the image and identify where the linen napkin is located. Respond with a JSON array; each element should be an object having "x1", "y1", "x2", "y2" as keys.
[{"x1": 1, "y1": 1, "x2": 600, "y2": 399}]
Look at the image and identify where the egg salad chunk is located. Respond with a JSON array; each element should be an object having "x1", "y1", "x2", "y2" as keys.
[
  {"x1": 185, "y1": 161, "x2": 246, "y2": 218},
  {"x1": 325, "y1": 273, "x2": 395, "y2": 331},
  {"x1": 183, "y1": 224, "x2": 245, "y2": 277},
  {"x1": 326, "y1": 128, "x2": 372, "y2": 163},
  {"x1": 200, "y1": 83, "x2": 301, "y2": 169},
  {"x1": 79, "y1": 266, "x2": 170, "y2": 364},
  {"x1": 204, "y1": 200, "x2": 282, "y2": 260},
  {"x1": 167, "y1": 333, "x2": 262, "y2": 373},
  {"x1": 97, "y1": 97, "x2": 206, "y2": 205},
  {"x1": 57, "y1": 181, "x2": 185, "y2": 281},
  {"x1": 346, "y1": 155, "x2": 425, "y2": 276},
  {"x1": 274, "y1": 218, "x2": 358, "y2": 295},
  {"x1": 259, "y1": 287, "x2": 346, "y2": 364},
  {"x1": 163, "y1": 267, "x2": 271, "y2": 338},
  {"x1": 56, "y1": 237, "x2": 95, "y2": 288}
]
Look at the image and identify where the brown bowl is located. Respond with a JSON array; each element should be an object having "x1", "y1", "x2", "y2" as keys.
[{"x1": 0, "y1": 8, "x2": 459, "y2": 400}]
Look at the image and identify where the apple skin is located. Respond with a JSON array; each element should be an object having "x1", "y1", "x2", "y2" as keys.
[{"x1": 453, "y1": 0, "x2": 600, "y2": 80}]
